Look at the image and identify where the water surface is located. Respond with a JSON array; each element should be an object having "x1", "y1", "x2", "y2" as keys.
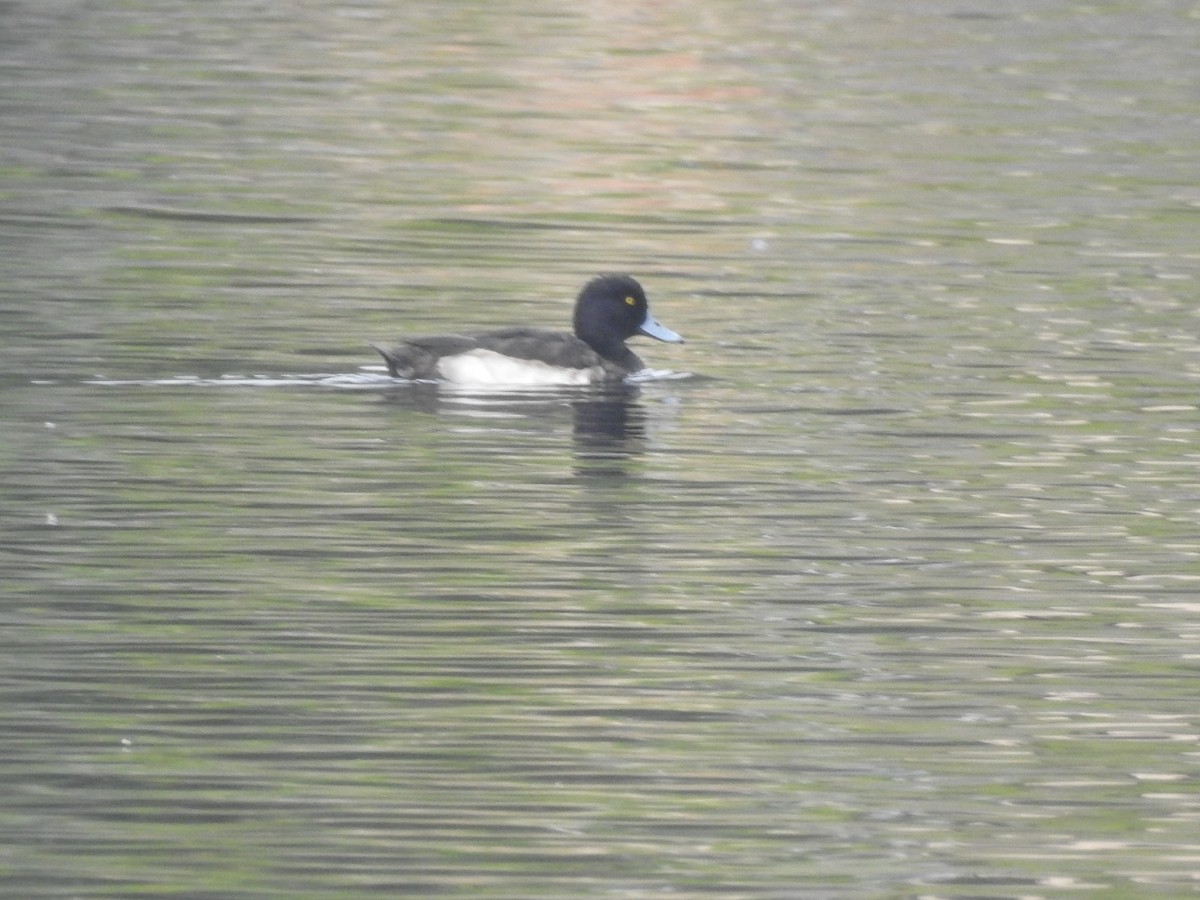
[{"x1": 3, "y1": 0, "x2": 1200, "y2": 897}]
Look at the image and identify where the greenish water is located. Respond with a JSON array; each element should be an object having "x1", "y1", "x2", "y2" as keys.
[{"x1": 3, "y1": 1, "x2": 1199, "y2": 897}]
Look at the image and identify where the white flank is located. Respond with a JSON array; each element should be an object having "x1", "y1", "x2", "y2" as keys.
[{"x1": 436, "y1": 349, "x2": 604, "y2": 386}]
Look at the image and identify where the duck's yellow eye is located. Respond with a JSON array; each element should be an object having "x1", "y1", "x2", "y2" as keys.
[{"x1": 624, "y1": 296, "x2": 637, "y2": 306}]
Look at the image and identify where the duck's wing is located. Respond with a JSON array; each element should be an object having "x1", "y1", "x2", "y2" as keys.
[{"x1": 473, "y1": 328, "x2": 607, "y2": 369}]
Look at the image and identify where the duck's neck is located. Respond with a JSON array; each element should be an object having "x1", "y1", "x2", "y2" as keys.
[{"x1": 587, "y1": 338, "x2": 643, "y2": 372}]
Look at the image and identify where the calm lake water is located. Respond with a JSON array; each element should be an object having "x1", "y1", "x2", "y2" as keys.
[{"x1": 3, "y1": 0, "x2": 1200, "y2": 897}]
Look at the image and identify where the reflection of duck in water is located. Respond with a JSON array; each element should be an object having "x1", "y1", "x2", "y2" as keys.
[
  {"x1": 370, "y1": 275, "x2": 683, "y2": 386},
  {"x1": 372, "y1": 379, "x2": 647, "y2": 447},
  {"x1": 572, "y1": 388, "x2": 645, "y2": 452}
]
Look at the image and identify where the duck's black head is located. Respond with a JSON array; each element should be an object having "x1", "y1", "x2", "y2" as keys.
[{"x1": 572, "y1": 275, "x2": 683, "y2": 366}]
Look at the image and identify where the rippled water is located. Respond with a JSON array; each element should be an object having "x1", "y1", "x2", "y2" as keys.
[{"x1": 4, "y1": 0, "x2": 1200, "y2": 897}]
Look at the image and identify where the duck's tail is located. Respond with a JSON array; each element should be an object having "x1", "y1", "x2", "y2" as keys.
[{"x1": 367, "y1": 342, "x2": 411, "y2": 379}]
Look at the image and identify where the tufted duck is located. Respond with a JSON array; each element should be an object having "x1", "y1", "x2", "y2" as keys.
[{"x1": 370, "y1": 274, "x2": 683, "y2": 386}]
